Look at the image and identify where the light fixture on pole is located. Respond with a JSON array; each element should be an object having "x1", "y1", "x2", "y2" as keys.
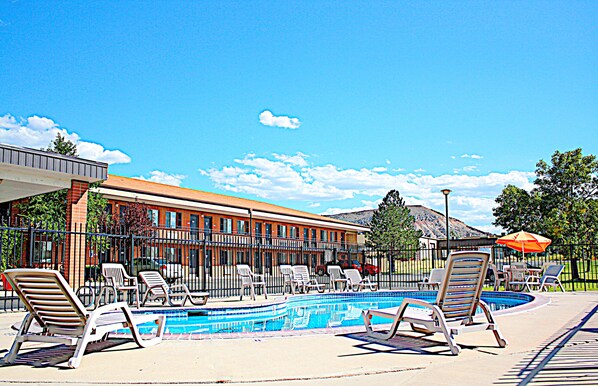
[{"x1": 441, "y1": 189, "x2": 452, "y2": 258}]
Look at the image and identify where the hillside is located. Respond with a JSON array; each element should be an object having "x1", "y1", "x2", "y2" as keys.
[{"x1": 326, "y1": 205, "x2": 491, "y2": 239}]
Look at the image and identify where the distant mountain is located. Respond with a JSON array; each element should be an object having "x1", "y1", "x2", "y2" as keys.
[{"x1": 326, "y1": 205, "x2": 492, "y2": 239}]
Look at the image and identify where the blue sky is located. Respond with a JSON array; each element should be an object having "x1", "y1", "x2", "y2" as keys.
[{"x1": 1, "y1": 1, "x2": 597, "y2": 233}]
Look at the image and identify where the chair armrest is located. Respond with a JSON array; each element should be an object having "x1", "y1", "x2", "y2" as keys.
[{"x1": 252, "y1": 273, "x2": 265, "y2": 281}]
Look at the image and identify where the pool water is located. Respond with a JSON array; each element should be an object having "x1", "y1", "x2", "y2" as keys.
[{"x1": 137, "y1": 291, "x2": 532, "y2": 335}]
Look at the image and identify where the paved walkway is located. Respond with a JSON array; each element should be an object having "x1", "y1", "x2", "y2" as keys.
[{"x1": 0, "y1": 292, "x2": 596, "y2": 385}]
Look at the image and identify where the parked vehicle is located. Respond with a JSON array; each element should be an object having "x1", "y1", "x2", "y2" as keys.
[
  {"x1": 128, "y1": 257, "x2": 183, "y2": 284},
  {"x1": 361, "y1": 263, "x2": 380, "y2": 276},
  {"x1": 315, "y1": 259, "x2": 362, "y2": 276}
]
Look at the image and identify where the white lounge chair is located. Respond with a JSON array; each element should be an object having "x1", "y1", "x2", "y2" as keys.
[
  {"x1": 138, "y1": 271, "x2": 209, "y2": 306},
  {"x1": 417, "y1": 268, "x2": 445, "y2": 290},
  {"x1": 523, "y1": 264, "x2": 565, "y2": 292},
  {"x1": 236, "y1": 264, "x2": 268, "y2": 301},
  {"x1": 344, "y1": 269, "x2": 378, "y2": 292},
  {"x1": 327, "y1": 265, "x2": 348, "y2": 292},
  {"x1": 362, "y1": 251, "x2": 507, "y2": 355},
  {"x1": 280, "y1": 264, "x2": 298, "y2": 294},
  {"x1": 292, "y1": 265, "x2": 326, "y2": 293},
  {"x1": 97, "y1": 263, "x2": 140, "y2": 308},
  {"x1": 1, "y1": 268, "x2": 165, "y2": 369}
]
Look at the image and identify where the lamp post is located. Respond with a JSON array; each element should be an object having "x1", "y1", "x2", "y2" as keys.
[{"x1": 441, "y1": 189, "x2": 451, "y2": 259}]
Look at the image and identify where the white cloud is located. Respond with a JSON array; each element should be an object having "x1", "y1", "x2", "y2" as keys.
[
  {"x1": 414, "y1": 168, "x2": 426, "y2": 173},
  {"x1": 259, "y1": 110, "x2": 301, "y2": 129},
  {"x1": 461, "y1": 154, "x2": 483, "y2": 159},
  {"x1": 133, "y1": 171, "x2": 187, "y2": 186},
  {"x1": 372, "y1": 167, "x2": 387, "y2": 172},
  {"x1": 0, "y1": 114, "x2": 131, "y2": 165},
  {"x1": 200, "y1": 152, "x2": 536, "y2": 233},
  {"x1": 385, "y1": 159, "x2": 391, "y2": 165},
  {"x1": 272, "y1": 152, "x2": 309, "y2": 167}
]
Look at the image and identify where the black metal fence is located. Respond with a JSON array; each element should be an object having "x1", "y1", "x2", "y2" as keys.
[{"x1": 1, "y1": 220, "x2": 597, "y2": 311}]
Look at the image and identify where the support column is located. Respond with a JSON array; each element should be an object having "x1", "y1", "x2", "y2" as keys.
[{"x1": 64, "y1": 180, "x2": 89, "y2": 287}]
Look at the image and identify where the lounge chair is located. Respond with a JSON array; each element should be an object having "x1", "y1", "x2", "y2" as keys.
[
  {"x1": 327, "y1": 265, "x2": 348, "y2": 292},
  {"x1": 417, "y1": 268, "x2": 445, "y2": 290},
  {"x1": 292, "y1": 265, "x2": 325, "y2": 293},
  {"x1": 344, "y1": 269, "x2": 378, "y2": 292},
  {"x1": 1, "y1": 268, "x2": 165, "y2": 369},
  {"x1": 522, "y1": 263, "x2": 565, "y2": 292},
  {"x1": 280, "y1": 264, "x2": 298, "y2": 294},
  {"x1": 97, "y1": 263, "x2": 140, "y2": 308},
  {"x1": 138, "y1": 271, "x2": 209, "y2": 306},
  {"x1": 236, "y1": 264, "x2": 268, "y2": 301},
  {"x1": 362, "y1": 251, "x2": 507, "y2": 355}
]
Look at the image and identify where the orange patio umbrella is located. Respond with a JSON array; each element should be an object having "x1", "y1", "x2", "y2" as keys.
[{"x1": 495, "y1": 230, "x2": 552, "y2": 257}]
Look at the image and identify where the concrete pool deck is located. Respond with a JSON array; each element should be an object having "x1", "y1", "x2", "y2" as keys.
[{"x1": 0, "y1": 291, "x2": 597, "y2": 385}]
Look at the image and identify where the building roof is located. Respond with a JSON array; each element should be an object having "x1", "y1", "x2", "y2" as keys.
[
  {"x1": 0, "y1": 143, "x2": 108, "y2": 203},
  {"x1": 97, "y1": 175, "x2": 369, "y2": 232}
]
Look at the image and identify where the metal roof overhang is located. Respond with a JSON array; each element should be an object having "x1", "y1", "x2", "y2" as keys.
[{"x1": 0, "y1": 144, "x2": 108, "y2": 203}]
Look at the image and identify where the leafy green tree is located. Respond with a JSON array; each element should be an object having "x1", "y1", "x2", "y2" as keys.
[
  {"x1": 365, "y1": 190, "x2": 422, "y2": 261},
  {"x1": 17, "y1": 133, "x2": 108, "y2": 228},
  {"x1": 494, "y1": 149, "x2": 598, "y2": 245},
  {"x1": 493, "y1": 149, "x2": 598, "y2": 279}
]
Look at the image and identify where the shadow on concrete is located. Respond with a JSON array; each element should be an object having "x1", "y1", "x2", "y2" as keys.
[
  {"x1": 339, "y1": 331, "x2": 476, "y2": 356},
  {"x1": 0, "y1": 338, "x2": 130, "y2": 369},
  {"x1": 496, "y1": 303, "x2": 598, "y2": 385}
]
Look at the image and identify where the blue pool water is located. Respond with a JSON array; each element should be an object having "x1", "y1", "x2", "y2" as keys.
[{"x1": 137, "y1": 291, "x2": 532, "y2": 335}]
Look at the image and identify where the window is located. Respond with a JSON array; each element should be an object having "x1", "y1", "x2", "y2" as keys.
[
  {"x1": 163, "y1": 247, "x2": 182, "y2": 263},
  {"x1": 320, "y1": 230, "x2": 328, "y2": 242},
  {"x1": 330, "y1": 231, "x2": 337, "y2": 242},
  {"x1": 277, "y1": 252, "x2": 287, "y2": 265},
  {"x1": 265, "y1": 224, "x2": 272, "y2": 245},
  {"x1": 220, "y1": 218, "x2": 232, "y2": 233},
  {"x1": 236, "y1": 220, "x2": 248, "y2": 234},
  {"x1": 148, "y1": 209, "x2": 159, "y2": 226},
  {"x1": 220, "y1": 250, "x2": 232, "y2": 265},
  {"x1": 290, "y1": 226, "x2": 299, "y2": 239},
  {"x1": 33, "y1": 241, "x2": 52, "y2": 264},
  {"x1": 165, "y1": 211, "x2": 181, "y2": 229},
  {"x1": 236, "y1": 251, "x2": 247, "y2": 264},
  {"x1": 144, "y1": 246, "x2": 158, "y2": 258},
  {"x1": 118, "y1": 205, "x2": 128, "y2": 224},
  {"x1": 277, "y1": 225, "x2": 287, "y2": 238}
]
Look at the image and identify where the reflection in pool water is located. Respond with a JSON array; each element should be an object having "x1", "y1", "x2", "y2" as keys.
[{"x1": 137, "y1": 291, "x2": 532, "y2": 335}]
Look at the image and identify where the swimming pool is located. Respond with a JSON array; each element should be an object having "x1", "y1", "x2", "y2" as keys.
[{"x1": 135, "y1": 291, "x2": 534, "y2": 337}]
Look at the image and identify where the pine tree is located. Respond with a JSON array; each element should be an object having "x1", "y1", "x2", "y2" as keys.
[{"x1": 365, "y1": 190, "x2": 422, "y2": 256}]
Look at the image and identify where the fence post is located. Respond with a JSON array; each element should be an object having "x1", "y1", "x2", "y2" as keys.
[
  {"x1": 27, "y1": 225, "x2": 35, "y2": 267},
  {"x1": 129, "y1": 234, "x2": 135, "y2": 271},
  {"x1": 202, "y1": 238, "x2": 208, "y2": 290}
]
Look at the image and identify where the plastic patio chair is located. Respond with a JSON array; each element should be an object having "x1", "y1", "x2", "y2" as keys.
[
  {"x1": 138, "y1": 271, "x2": 209, "y2": 306},
  {"x1": 327, "y1": 265, "x2": 348, "y2": 292},
  {"x1": 1, "y1": 268, "x2": 165, "y2": 369},
  {"x1": 97, "y1": 263, "x2": 140, "y2": 309},
  {"x1": 236, "y1": 264, "x2": 268, "y2": 301},
  {"x1": 344, "y1": 269, "x2": 378, "y2": 292},
  {"x1": 417, "y1": 268, "x2": 445, "y2": 290},
  {"x1": 291, "y1": 265, "x2": 325, "y2": 293},
  {"x1": 362, "y1": 251, "x2": 507, "y2": 355}
]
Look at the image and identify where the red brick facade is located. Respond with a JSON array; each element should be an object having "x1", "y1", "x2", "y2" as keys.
[{"x1": 64, "y1": 180, "x2": 89, "y2": 286}]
